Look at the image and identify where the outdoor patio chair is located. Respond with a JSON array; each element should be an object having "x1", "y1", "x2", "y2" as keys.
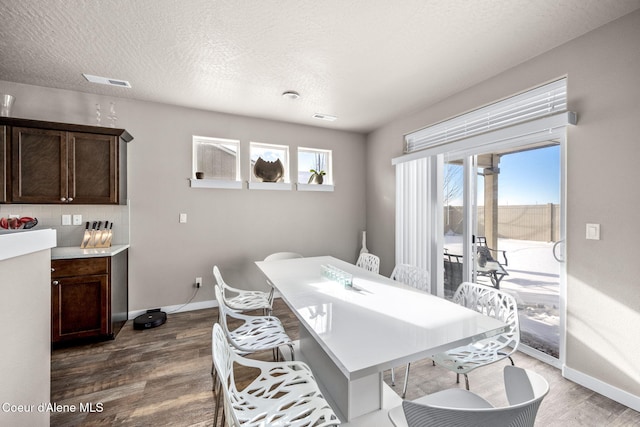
[
  {"x1": 431, "y1": 281, "x2": 520, "y2": 390},
  {"x1": 476, "y1": 237, "x2": 509, "y2": 288},
  {"x1": 388, "y1": 366, "x2": 549, "y2": 427}
]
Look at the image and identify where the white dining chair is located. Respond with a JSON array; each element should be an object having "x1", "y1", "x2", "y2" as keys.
[
  {"x1": 214, "y1": 285, "x2": 294, "y2": 361},
  {"x1": 213, "y1": 265, "x2": 273, "y2": 315},
  {"x1": 355, "y1": 252, "x2": 380, "y2": 273},
  {"x1": 388, "y1": 365, "x2": 549, "y2": 427},
  {"x1": 389, "y1": 263, "x2": 431, "y2": 398},
  {"x1": 211, "y1": 323, "x2": 340, "y2": 427},
  {"x1": 431, "y1": 281, "x2": 520, "y2": 390},
  {"x1": 263, "y1": 251, "x2": 303, "y2": 261}
]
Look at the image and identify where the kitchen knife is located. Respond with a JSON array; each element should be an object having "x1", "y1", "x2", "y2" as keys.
[
  {"x1": 88, "y1": 221, "x2": 98, "y2": 247},
  {"x1": 99, "y1": 221, "x2": 110, "y2": 246},
  {"x1": 106, "y1": 222, "x2": 114, "y2": 247},
  {"x1": 81, "y1": 221, "x2": 91, "y2": 248}
]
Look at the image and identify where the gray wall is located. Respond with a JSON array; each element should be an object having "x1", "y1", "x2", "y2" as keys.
[
  {"x1": 0, "y1": 80, "x2": 367, "y2": 312},
  {"x1": 366, "y1": 10, "x2": 640, "y2": 403}
]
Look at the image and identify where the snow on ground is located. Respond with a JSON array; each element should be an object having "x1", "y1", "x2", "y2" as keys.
[{"x1": 444, "y1": 235, "x2": 561, "y2": 356}]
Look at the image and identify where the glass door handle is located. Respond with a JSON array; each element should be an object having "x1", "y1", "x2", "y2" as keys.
[{"x1": 553, "y1": 240, "x2": 565, "y2": 263}]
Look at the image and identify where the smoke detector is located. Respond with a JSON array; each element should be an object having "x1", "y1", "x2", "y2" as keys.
[{"x1": 282, "y1": 90, "x2": 300, "y2": 100}]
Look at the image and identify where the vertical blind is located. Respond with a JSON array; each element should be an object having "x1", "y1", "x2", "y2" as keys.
[{"x1": 395, "y1": 157, "x2": 431, "y2": 272}]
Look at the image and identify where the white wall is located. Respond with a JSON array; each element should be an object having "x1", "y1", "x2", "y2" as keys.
[
  {"x1": 366, "y1": 10, "x2": 640, "y2": 406},
  {"x1": 0, "y1": 249, "x2": 51, "y2": 427},
  {"x1": 0, "y1": 81, "x2": 367, "y2": 312}
]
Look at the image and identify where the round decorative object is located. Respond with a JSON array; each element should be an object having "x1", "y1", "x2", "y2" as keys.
[{"x1": 254, "y1": 157, "x2": 284, "y2": 182}]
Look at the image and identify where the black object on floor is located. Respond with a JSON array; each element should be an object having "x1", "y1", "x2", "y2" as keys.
[{"x1": 133, "y1": 309, "x2": 167, "y2": 330}]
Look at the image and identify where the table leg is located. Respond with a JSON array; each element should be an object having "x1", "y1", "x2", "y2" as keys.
[{"x1": 299, "y1": 326, "x2": 382, "y2": 421}]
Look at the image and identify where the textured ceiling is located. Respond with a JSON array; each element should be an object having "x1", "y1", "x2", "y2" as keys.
[{"x1": 0, "y1": 0, "x2": 639, "y2": 132}]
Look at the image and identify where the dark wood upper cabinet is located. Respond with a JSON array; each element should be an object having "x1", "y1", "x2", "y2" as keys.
[
  {"x1": 12, "y1": 127, "x2": 68, "y2": 203},
  {"x1": 1, "y1": 117, "x2": 132, "y2": 204},
  {"x1": 0, "y1": 125, "x2": 7, "y2": 203}
]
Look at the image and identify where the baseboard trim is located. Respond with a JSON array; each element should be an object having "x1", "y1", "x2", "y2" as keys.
[
  {"x1": 128, "y1": 299, "x2": 219, "y2": 319},
  {"x1": 563, "y1": 365, "x2": 640, "y2": 412}
]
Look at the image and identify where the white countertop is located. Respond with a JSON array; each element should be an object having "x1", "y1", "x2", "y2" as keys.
[
  {"x1": 51, "y1": 244, "x2": 130, "y2": 260},
  {"x1": 0, "y1": 228, "x2": 57, "y2": 261}
]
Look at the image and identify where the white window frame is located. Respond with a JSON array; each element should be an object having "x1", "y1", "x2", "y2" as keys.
[
  {"x1": 296, "y1": 147, "x2": 334, "y2": 192},
  {"x1": 249, "y1": 141, "x2": 292, "y2": 190},
  {"x1": 190, "y1": 136, "x2": 242, "y2": 189}
]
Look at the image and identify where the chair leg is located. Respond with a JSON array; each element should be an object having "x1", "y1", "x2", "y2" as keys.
[
  {"x1": 456, "y1": 373, "x2": 460, "y2": 384},
  {"x1": 402, "y1": 363, "x2": 411, "y2": 399},
  {"x1": 464, "y1": 373, "x2": 470, "y2": 390},
  {"x1": 288, "y1": 343, "x2": 295, "y2": 361},
  {"x1": 508, "y1": 355, "x2": 515, "y2": 366},
  {"x1": 390, "y1": 368, "x2": 395, "y2": 386},
  {"x1": 213, "y1": 381, "x2": 223, "y2": 426}
]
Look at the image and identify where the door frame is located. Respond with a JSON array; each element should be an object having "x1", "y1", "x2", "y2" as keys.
[{"x1": 435, "y1": 131, "x2": 567, "y2": 368}]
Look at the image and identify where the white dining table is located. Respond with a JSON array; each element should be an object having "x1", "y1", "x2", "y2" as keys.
[{"x1": 255, "y1": 256, "x2": 507, "y2": 424}]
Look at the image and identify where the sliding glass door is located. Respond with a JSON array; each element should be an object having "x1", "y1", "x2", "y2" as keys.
[{"x1": 439, "y1": 138, "x2": 565, "y2": 365}]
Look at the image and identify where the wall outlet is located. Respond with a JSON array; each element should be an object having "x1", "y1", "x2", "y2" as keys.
[
  {"x1": 72, "y1": 214, "x2": 83, "y2": 225},
  {"x1": 195, "y1": 277, "x2": 202, "y2": 288},
  {"x1": 61, "y1": 214, "x2": 71, "y2": 226}
]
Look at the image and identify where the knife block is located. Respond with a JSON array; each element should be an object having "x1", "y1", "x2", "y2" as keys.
[{"x1": 81, "y1": 230, "x2": 113, "y2": 249}]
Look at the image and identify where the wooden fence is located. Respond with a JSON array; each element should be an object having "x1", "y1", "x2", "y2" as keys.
[{"x1": 444, "y1": 203, "x2": 560, "y2": 242}]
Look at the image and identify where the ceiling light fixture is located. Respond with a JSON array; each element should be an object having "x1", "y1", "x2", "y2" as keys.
[
  {"x1": 312, "y1": 113, "x2": 337, "y2": 122},
  {"x1": 83, "y1": 73, "x2": 132, "y2": 88},
  {"x1": 282, "y1": 90, "x2": 300, "y2": 100}
]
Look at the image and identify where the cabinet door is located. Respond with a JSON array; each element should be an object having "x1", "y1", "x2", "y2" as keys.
[
  {"x1": 12, "y1": 127, "x2": 68, "y2": 203},
  {"x1": 51, "y1": 274, "x2": 110, "y2": 342},
  {"x1": 0, "y1": 125, "x2": 7, "y2": 202},
  {"x1": 69, "y1": 132, "x2": 118, "y2": 204}
]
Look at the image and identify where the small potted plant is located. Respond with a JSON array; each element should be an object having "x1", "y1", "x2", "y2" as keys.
[
  {"x1": 308, "y1": 168, "x2": 326, "y2": 184},
  {"x1": 308, "y1": 153, "x2": 326, "y2": 184}
]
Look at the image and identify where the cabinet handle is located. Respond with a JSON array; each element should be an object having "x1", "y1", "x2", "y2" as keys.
[
  {"x1": 52, "y1": 280, "x2": 59, "y2": 285},
  {"x1": 68, "y1": 197, "x2": 74, "y2": 202},
  {"x1": 60, "y1": 197, "x2": 66, "y2": 202},
  {"x1": 51, "y1": 267, "x2": 55, "y2": 272}
]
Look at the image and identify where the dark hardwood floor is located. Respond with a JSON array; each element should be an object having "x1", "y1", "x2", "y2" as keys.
[{"x1": 51, "y1": 299, "x2": 639, "y2": 426}]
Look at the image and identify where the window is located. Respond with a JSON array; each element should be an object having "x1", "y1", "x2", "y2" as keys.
[
  {"x1": 191, "y1": 136, "x2": 241, "y2": 189},
  {"x1": 297, "y1": 147, "x2": 334, "y2": 191},
  {"x1": 249, "y1": 142, "x2": 291, "y2": 189}
]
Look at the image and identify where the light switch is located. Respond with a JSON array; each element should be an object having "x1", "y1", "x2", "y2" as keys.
[
  {"x1": 586, "y1": 223, "x2": 600, "y2": 240},
  {"x1": 72, "y1": 214, "x2": 83, "y2": 225},
  {"x1": 61, "y1": 214, "x2": 71, "y2": 226},
  {"x1": 179, "y1": 213, "x2": 187, "y2": 223}
]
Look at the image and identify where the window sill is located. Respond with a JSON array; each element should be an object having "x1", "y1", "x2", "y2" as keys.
[
  {"x1": 189, "y1": 179, "x2": 243, "y2": 189},
  {"x1": 248, "y1": 182, "x2": 293, "y2": 191},
  {"x1": 296, "y1": 183, "x2": 334, "y2": 192}
]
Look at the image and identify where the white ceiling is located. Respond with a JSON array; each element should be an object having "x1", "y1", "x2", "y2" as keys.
[{"x1": 0, "y1": 0, "x2": 639, "y2": 133}]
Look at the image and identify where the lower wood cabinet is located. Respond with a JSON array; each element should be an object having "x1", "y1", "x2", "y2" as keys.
[{"x1": 51, "y1": 250, "x2": 128, "y2": 343}]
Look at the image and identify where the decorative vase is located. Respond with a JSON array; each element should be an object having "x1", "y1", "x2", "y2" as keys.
[
  {"x1": 360, "y1": 231, "x2": 369, "y2": 254},
  {"x1": 254, "y1": 157, "x2": 284, "y2": 182}
]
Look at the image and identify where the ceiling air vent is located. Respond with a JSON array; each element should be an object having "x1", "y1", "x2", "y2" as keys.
[
  {"x1": 82, "y1": 74, "x2": 132, "y2": 88},
  {"x1": 312, "y1": 113, "x2": 337, "y2": 122}
]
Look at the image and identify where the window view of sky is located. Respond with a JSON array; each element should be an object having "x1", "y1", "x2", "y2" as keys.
[
  {"x1": 447, "y1": 144, "x2": 560, "y2": 206},
  {"x1": 496, "y1": 145, "x2": 560, "y2": 205}
]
